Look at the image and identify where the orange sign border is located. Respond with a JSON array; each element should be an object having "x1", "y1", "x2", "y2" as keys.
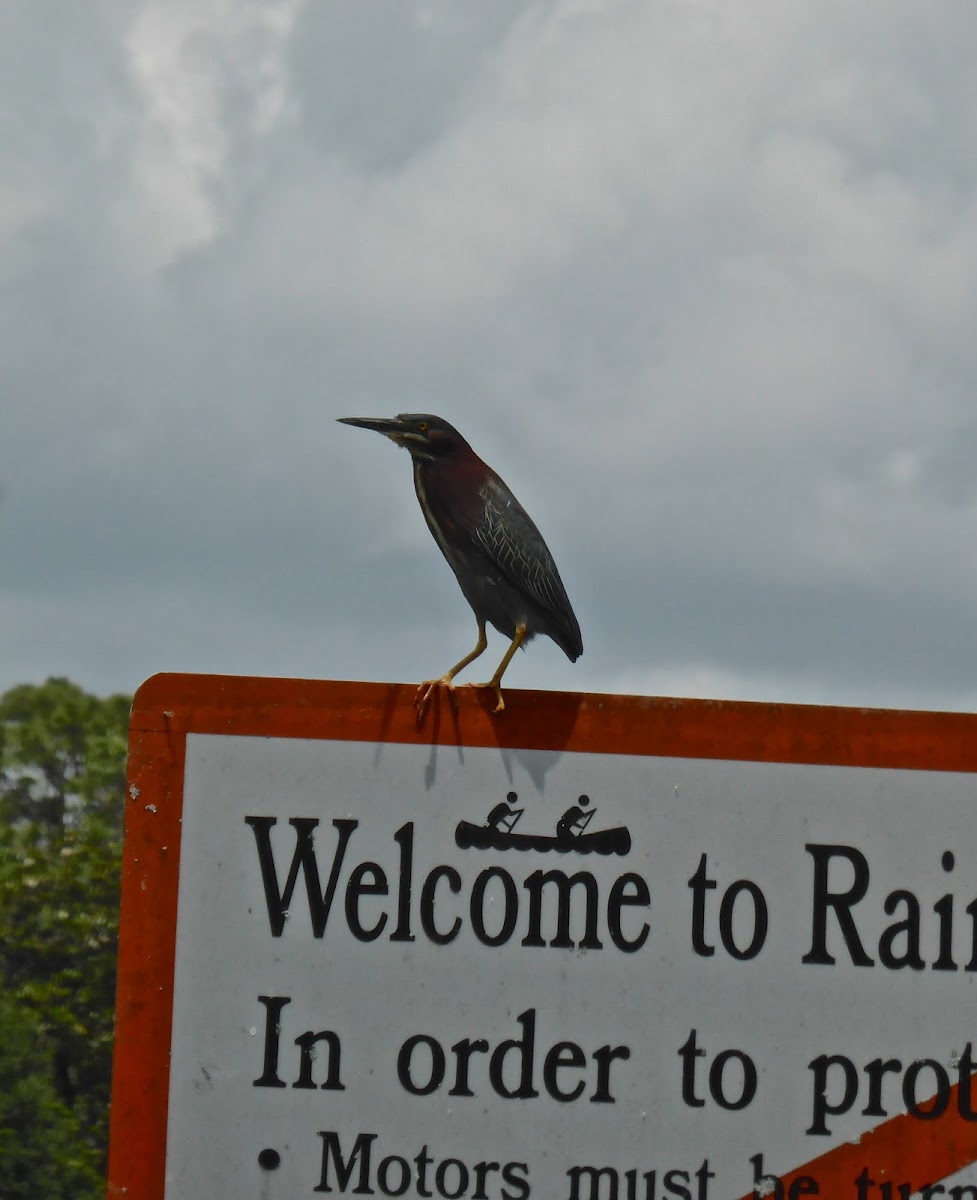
[{"x1": 107, "y1": 673, "x2": 977, "y2": 1199}]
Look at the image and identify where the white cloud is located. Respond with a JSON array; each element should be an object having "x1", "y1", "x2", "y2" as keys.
[
  {"x1": 123, "y1": 0, "x2": 304, "y2": 264},
  {"x1": 0, "y1": 171, "x2": 50, "y2": 238},
  {"x1": 231, "y1": 0, "x2": 818, "y2": 318},
  {"x1": 3, "y1": 0, "x2": 977, "y2": 712}
]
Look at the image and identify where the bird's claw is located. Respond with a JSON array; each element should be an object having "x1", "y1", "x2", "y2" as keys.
[
  {"x1": 415, "y1": 677, "x2": 506, "y2": 719},
  {"x1": 464, "y1": 680, "x2": 506, "y2": 714},
  {"x1": 415, "y1": 676, "x2": 453, "y2": 721}
]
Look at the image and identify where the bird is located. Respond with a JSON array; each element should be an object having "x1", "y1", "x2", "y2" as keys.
[{"x1": 337, "y1": 414, "x2": 582, "y2": 714}]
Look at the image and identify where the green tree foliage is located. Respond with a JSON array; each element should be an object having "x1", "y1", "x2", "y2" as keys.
[
  {"x1": 0, "y1": 677, "x2": 129, "y2": 830},
  {"x1": 0, "y1": 677, "x2": 130, "y2": 1196},
  {"x1": 0, "y1": 991, "x2": 102, "y2": 1199}
]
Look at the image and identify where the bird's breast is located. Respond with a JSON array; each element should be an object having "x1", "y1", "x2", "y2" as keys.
[{"x1": 413, "y1": 461, "x2": 462, "y2": 559}]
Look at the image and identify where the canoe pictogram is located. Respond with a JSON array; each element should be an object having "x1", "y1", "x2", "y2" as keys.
[{"x1": 455, "y1": 792, "x2": 631, "y2": 856}]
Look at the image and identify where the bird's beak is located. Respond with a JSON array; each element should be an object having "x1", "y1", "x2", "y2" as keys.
[
  {"x1": 337, "y1": 416, "x2": 402, "y2": 435},
  {"x1": 337, "y1": 416, "x2": 419, "y2": 448}
]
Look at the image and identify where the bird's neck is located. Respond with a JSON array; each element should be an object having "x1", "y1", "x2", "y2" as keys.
[
  {"x1": 412, "y1": 458, "x2": 456, "y2": 558},
  {"x1": 412, "y1": 452, "x2": 488, "y2": 537}
]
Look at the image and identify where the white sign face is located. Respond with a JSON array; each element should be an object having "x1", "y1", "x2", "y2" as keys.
[
  {"x1": 109, "y1": 678, "x2": 977, "y2": 1200},
  {"x1": 158, "y1": 730, "x2": 977, "y2": 1200}
]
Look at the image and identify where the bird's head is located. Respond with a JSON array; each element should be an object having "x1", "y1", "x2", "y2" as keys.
[{"x1": 337, "y1": 414, "x2": 472, "y2": 462}]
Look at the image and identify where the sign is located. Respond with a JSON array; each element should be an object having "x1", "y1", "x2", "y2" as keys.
[{"x1": 108, "y1": 674, "x2": 977, "y2": 1200}]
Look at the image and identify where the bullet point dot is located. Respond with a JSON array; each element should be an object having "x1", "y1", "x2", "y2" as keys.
[{"x1": 258, "y1": 1148, "x2": 281, "y2": 1171}]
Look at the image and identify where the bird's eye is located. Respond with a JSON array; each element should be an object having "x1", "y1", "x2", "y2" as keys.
[{"x1": 418, "y1": 421, "x2": 429, "y2": 433}]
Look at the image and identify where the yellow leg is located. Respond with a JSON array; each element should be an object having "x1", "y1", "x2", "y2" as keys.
[
  {"x1": 442, "y1": 623, "x2": 489, "y2": 682},
  {"x1": 473, "y1": 623, "x2": 528, "y2": 713},
  {"x1": 415, "y1": 624, "x2": 488, "y2": 717}
]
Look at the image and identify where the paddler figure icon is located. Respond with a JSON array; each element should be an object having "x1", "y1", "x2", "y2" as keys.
[{"x1": 455, "y1": 793, "x2": 631, "y2": 857}]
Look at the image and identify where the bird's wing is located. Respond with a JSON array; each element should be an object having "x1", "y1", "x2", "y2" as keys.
[{"x1": 472, "y1": 474, "x2": 583, "y2": 658}]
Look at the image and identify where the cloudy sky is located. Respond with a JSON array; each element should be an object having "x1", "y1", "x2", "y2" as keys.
[{"x1": 2, "y1": 0, "x2": 977, "y2": 712}]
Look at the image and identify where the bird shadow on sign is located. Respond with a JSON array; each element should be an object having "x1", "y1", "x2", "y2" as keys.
[
  {"x1": 421, "y1": 686, "x2": 582, "y2": 792},
  {"x1": 366, "y1": 683, "x2": 582, "y2": 792},
  {"x1": 495, "y1": 745, "x2": 560, "y2": 793},
  {"x1": 419, "y1": 687, "x2": 469, "y2": 790},
  {"x1": 489, "y1": 688, "x2": 583, "y2": 793},
  {"x1": 367, "y1": 682, "x2": 469, "y2": 788}
]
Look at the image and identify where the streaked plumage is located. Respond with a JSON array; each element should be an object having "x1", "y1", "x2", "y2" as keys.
[{"x1": 338, "y1": 413, "x2": 581, "y2": 713}]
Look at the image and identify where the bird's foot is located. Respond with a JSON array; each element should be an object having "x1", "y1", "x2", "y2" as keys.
[
  {"x1": 464, "y1": 680, "x2": 506, "y2": 714},
  {"x1": 415, "y1": 676, "x2": 456, "y2": 721},
  {"x1": 417, "y1": 677, "x2": 506, "y2": 717}
]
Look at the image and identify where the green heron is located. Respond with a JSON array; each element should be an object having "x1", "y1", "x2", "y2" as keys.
[{"x1": 338, "y1": 414, "x2": 582, "y2": 713}]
